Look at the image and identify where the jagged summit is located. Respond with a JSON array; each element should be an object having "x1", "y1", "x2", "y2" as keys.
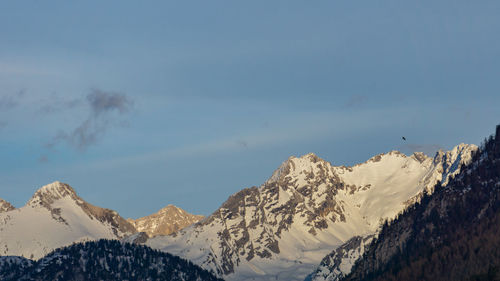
[
  {"x1": 431, "y1": 143, "x2": 478, "y2": 185},
  {"x1": 0, "y1": 198, "x2": 15, "y2": 213},
  {"x1": 128, "y1": 204, "x2": 203, "y2": 237},
  {"x1": 266, "y1": 152, "x2": 331, "y2": 185},
  {"x1": 27, "y1": 181, "x2": 78, "y2": 207},
  {"x1": 157, "y1": 204, "x2": 181, "y2": 214}
]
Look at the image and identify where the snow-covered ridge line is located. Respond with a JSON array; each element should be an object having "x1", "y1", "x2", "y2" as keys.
[{"x1": 146, "y1": 143, "x2": 477, "y2": 281}]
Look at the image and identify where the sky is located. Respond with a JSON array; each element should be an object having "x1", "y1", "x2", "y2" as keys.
[{"x1": 1, "y1": 1, "x2": 499, "y2": 218}]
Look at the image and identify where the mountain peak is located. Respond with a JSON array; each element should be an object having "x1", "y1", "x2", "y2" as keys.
[
  {"x1": 27, "y1": 181, "x2": 78, "y2": 207},
  {"x1": 129, "y1": 204, "x2": 204, "y2": 237},
  {"x1": 0, "y1": 198, "x2": 15, "y2": 213},
  {"x1": 266, "y1": 153, "x2": 331, "y2": 185},
  {"x1": 157, "y1": 204, "x2": 182, "y2": 215},
  {"x1": 299, "y1": 152, "x2": 321, "y2": 161}
]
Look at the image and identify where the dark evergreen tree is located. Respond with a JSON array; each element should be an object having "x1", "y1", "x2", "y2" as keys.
[{"x1": 0, "y1": 239, "x2": 224, "y2": 281}]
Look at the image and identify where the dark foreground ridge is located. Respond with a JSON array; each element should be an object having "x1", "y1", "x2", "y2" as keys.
[
  {"x1": 0, "y1": 239, "x2": 224, "y2": 281},
  {"x1": 343, "y1": 125, "x2": 500, "y2": 281}
]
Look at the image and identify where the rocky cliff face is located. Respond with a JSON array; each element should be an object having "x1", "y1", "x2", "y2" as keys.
[
  {"x1": 127, "y1": 204, "x2": 204, "y2": 237},
  {"x1": 0, "y1": 198, "x2": 15, "y2": 213},
  {"x1": 0, "y1": 181, "x2": 136, "y2": 259},
  {"x1": 146, "y1": 144, "x2": 477, "y2": 281},
  {"x1": 305, "y1": 235, "x2": 374, "y2": 281}
]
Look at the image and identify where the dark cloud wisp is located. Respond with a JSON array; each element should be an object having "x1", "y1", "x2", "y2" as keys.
[
  {"x1": 48, "y1": 89, "x2": 133, "y2": 151},
  {"x1": 87, "y1": 89, "x2": 133, "y2": 116}
]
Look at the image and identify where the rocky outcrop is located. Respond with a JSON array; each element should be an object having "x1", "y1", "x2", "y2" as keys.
[
  {"x1": 128, "y1": 204, "x2": 203, "y2": 237},
  {"x1": 0, "y1": 198, "x2": 15, "y2": 213},
  {"x1": 306, "y1": 235, "x2": 374, "y2": 281}
]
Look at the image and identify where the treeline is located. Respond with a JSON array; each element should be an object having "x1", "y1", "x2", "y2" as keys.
[{"x1": 0, "y1": 239, "x2": 224, "y2": 281}]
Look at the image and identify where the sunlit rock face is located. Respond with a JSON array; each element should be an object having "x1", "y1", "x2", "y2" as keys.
[
  {"x1": 127, "y1": 204, "x2": 204, "y2": 237},
  {"x1": 146, "y1": 144, "x2": 477, "y2": 281}
]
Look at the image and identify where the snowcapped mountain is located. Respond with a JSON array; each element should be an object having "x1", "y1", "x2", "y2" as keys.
[
  {"x1": 146, "y1": 144, "x2": 477, "y2": 281},
  {"x1": 127, "y1": 204, "x2": 204, "y2": 237},
  {"x1": 306, "y1": 143, "x2": 478, "y2": 281},
  {"x1": 343, "y1": 126, "x2": 500, "y2": 281},
  {"x1": 0, "y1": 198, "x2": 15, "y2": 213},
  {"x1": 0, "y1": 181, "x2": 136, "y2": 260}
]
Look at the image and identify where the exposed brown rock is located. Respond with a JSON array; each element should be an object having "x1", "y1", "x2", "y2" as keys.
[
  {"x1": 0, "y1": 198, "x2": 15, "y2": 213},
  {"x1": 128, "y1": 204, "x2": 203, "y2": 237}
]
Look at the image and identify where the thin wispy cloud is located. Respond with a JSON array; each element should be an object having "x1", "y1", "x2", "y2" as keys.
[
  {"x1": 39, "y1": 96, "x2": 82, "y2": 114},
  {"x1": 47, "y1": 89, "x2": 133, "y2": 151},
  {"x1": 87, "y1": 89, "x2": 132, "y2": 116}
]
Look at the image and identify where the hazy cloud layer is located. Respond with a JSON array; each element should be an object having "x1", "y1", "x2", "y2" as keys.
[{"x1": 48, "y1": 89, "x2": 133, "y2": 151}]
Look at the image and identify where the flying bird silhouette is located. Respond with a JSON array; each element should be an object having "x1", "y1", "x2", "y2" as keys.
[{"x1": 402, "y1": 136, "x2": 406, "y2": 141}]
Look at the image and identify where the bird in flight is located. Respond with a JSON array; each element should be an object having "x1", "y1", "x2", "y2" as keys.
[{"x1": 402, "y1": 136, "x2": 406, "y2": 141}]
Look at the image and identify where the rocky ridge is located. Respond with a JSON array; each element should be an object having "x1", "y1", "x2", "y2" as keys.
[
  {"x1": 0, "y1": 198, "x2": 15, "y2": 213},
  {"x1": 146, "y1": 144, "x2": 477, "y2": 281},
  {"x1": 342, "y1": 127, "x2": 500, "y2": 281},
  {"x1": 306, "y1": 143, "x2": 478, "y2": 281},
  {"x1": 0, "y1": 181, "x2": 136, "y2": 259}
]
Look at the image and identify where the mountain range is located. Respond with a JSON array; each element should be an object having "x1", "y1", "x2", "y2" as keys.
[
  {"x1": 0, "y1": 182, "x2": 200, "y2": 260},
  {"x1": 0, "y1": 142, "x2": 481, "y2": 280},
  {"x1": 145, "y1": 144, "x2": 477, "y2": 281}
]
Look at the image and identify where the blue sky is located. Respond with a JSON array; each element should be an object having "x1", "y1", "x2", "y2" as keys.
[{"x1": 1, "y1": 1, "x2": 499, "y2": 218}]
